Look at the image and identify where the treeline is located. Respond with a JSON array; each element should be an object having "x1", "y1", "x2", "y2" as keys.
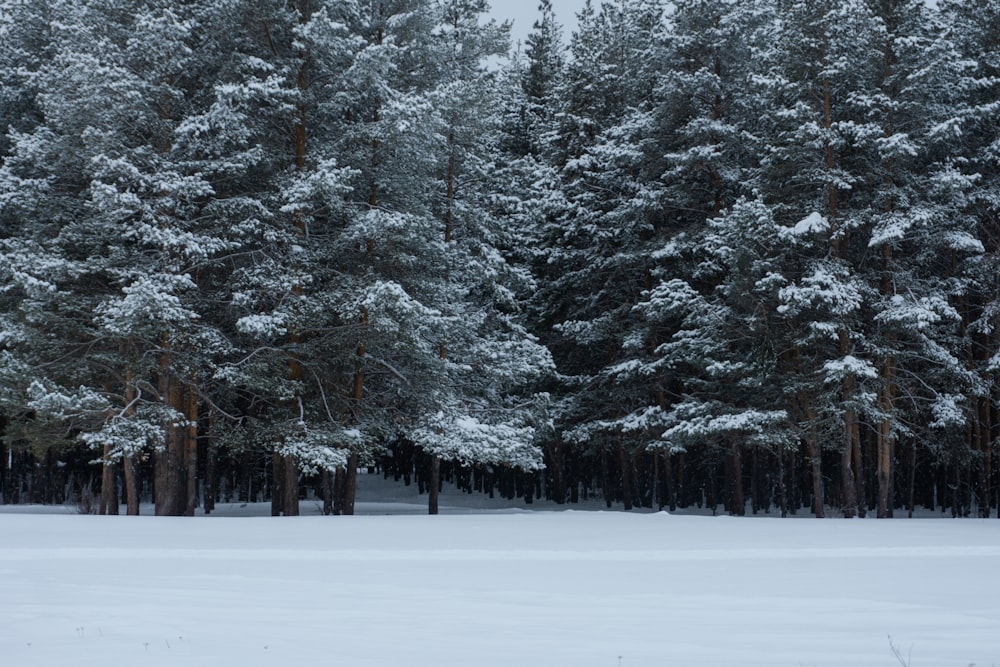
[
  {"x1": 2, "y1": 0, "x2": 999, "y2": 518},
  {"x1": 0, "y1": 0, "x2": 551, "y2": 516}
]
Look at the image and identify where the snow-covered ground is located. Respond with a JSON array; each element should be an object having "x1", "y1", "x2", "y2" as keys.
[{"x1": 3, "y1": 478, "x2": 1000, "y2": 667}]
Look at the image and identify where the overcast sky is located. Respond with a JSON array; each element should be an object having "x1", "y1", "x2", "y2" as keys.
[{"x1": 486, "y1": 0, "x2": 586, "y2": 49}]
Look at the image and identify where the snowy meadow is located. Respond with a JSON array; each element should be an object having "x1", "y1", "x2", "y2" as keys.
[{"x1": 3, "y1": 484, "x2": 1000, "y2": 667}]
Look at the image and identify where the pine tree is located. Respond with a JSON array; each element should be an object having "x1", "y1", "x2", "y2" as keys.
[
  {"x1": 859, "y1": 0, "x2": 995, "y2": 517},
  {"x1": 534, "y1": 0, "x2": 669, "y2": 509},
  {"x1": 746, "y1": 0, "x2": 890, "y2": 517},
  {"x1": 0, "y1": 0, "x2": 301, "y2": 515},
  {"x1": 632, "y1": 0, "x2": 776, "y2": 515}
]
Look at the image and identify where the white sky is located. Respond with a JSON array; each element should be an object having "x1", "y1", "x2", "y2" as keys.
[{"x1": 487, "y1": 0, "x2": 586, "y2": 49}]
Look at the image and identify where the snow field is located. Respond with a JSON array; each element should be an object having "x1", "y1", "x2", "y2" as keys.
[{"x1": 2, "y1": 509, "x2": 1000, "y2": 667}]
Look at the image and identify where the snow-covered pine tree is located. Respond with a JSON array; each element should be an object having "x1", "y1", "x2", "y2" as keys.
[
  {"x1": 857, "y1": 0, "x2": 995, "y2": 517},
  {"x1": 205, "y1": 0, "x2": 363, "y2": 516},
  {"x1": 406, "y1": 0, "x2": 553, "y2": 513},
  {"x1": 489, "y1": 1, "x2": 573, "y2": 500},
  {"x1": 0, "y1": 0, "x2": 297, "y2": 515},
  {"x1": 748, "y1": 0, "x2": 889, "y2": 517},
  {"x1": 533, "y1": 0, "x2": 669, "y2": 509},
  {"x1": 631, "y1": 0, "x2": 774, "y2": 514},
  {"x1": 283, "y1": 0, "x2": 553, "y2": 514},
  {"x1": 0, "y1": 0, "x2": 207, "y2": 515},
  {"x1": 515, "y1": 0, "x2": 564, "y2": 160},
  {"x1": 931, "y1": 0, "x2": 1000, "y2": 517},
  {"x1": 640, "y1": 199, "x2": 796, "y2": 515}
]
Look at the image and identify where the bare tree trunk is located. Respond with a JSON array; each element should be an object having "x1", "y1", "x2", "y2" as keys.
[
  {"x1": 204, "y1": 442, "x2": 215, "y2": 516},
  {"x1": 123, "y1": 374, "x2": 139, "y2": 515},
  {"x1": 906, "y1": 439, "x2": 916, "y2": 518},
  {"x1": 730, "y1": 442, "x2": 745, "y2": 516},
  {"x1": 838, "y1": 339, "x2": 860, "y2": 520},
  {"x1": 549, "y1": 438, "x2": 566, "y2": 504},
  {"x1": 618, "y1": 440, "x2": 632, "y2": 511},
  {"x1": 805, "y1": 412, "x2": 824, "y2": 518},
  {"x1": 823, "y1": 69, "x2": 866, "y2": 520},
  {"x1": 271, "y1": 452, "x2": 284, "y2": 517},
  {"x1": 155, "y1": 343, "x2": 185, "y2": 516},
  {"x1": 876, "y1": 355, "x2": 896, "y2": 518},
  {"x1": 874, "y1": 242, "x2": 897, "y2": 519},
  {"x1": 333, "y1": 467, "x2": 345, "y2": 515},
  {"x1": 184, "y1": 384, "x2": 198, "y2": 516},
  {"x1": 663, "y1": 451, "x2": 676, "y2": 512},
  {"x1": 341, "y1": 309, "x2": 369, "y2": 516},
  {"x1": 123, "y1": 453, "x2": 138, "y2": 515},
  {"x1": 99, "y1": 445, "x2": 118, "y2": 515},
  {"x1": 600, "y1": 445, "x2": 612, "y2": 508},
  {"x1": 278, "y1": 11, "x2": 312, "y2": 516},
  {"x1": 853, "y1": 425, "x2": 866, "y2": 516},
  {"x1": 428, "y1": 455, "x2": 441, "y2": 515},
  {"x1": 343, "y1": 452, "x2": 358, "y2": 515},
  {"x1": 779, "y1": 446, "x2": 788, "y2": 518},
  {"x1": 978, "y1": 381, "x2": 993, "y2": 518},
  {"x1": 283, "y1": 456, "x2": 299, "y2": 516},
  {"x1": 840, "y1": 429, "x2": 857, "y2": 519},
  {"x1": 203, "y1": 411, "x2": 216, "y2": 515},
  {"x1": 322, "y1": 469, "x2": 333, "y2": 516}
]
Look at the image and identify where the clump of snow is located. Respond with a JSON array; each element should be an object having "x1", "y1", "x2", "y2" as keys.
[
  {"x1": 789, "y1": 211, "x2": 829, "y2": 236},
  {"x1": 823, "y1": 355, "x2": 879, "y2": 382}
]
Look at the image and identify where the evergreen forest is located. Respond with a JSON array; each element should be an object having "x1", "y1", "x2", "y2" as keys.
[{"x1": 2, "y1": 0, "x2": 1000, "y2": 519}]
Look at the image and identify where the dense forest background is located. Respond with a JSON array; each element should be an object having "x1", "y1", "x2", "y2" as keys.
[{"x1": 1, "y1": 0, "x2": 999, "y2": 518}]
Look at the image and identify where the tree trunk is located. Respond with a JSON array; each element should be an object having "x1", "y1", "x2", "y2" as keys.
[
  {"x1": 617, "y1": 440, "x2": 632, "y2": 511},
  {"x1": 271, "y1": 452, "x2": 284, "y2": 517},
  {"x1": 155, "y1": 346, "x2": 185, "y2": 516},
  {"x1": 343, "y1": 452, "x2": 358, "y2": 515},
  {"x1": 853, "y1": 424, "x2": 866, "y2": 517},
  {"x1": 779, "y1": 446, "x2": 788, "y2": 518},
  {"x1": 428, "y1": 455, "x2": 441, "y2": 515},
  {"x1": 677, "y1": 452, "x2": 687, "y2": 508},
  {"x1": 730, "y1": 442, "x2": 745, "y2": 516},
  {"x1": 342, "y1": 307, "x2": 369, "y2": 516},
  {"x1": 204, "y1": 441, "x2": 215, "y2": 515},
  {"x1": 123, "y1": 375, "x2": 139, "y2": 515},
  {"x1": 978, "y1": 383, "x2": 993, "y2": 518},
  {"x1": 184, "y1": 384, "x2": 198, "y2": 516},
  {"x1": 805, "y1": 412, "x2": 824, "y2": 518},
  {"x1": 600, "y1": 445, "x2": 612, "y2": 508},
  {"x1": 840, "y1": 428, "x2": 857, "y2": 519},
  {"x1": 876, "y1": 355, "x2": 896, "y2": 518},
  {"x1": 123, "y1": 453, "x2": 138, "y2": 515},
  {"x1": 663, "y1": 450, "x2": 676, "y2": 512},
  {"x1": 838, "y1": 332, "x2": 860, "y2": 518},
  {"x1": 99, "y1": 445, "x2": 118, "y2": 515},
  {"x1": 203, "y1": 411, "x2": 216, "y2": 514},
  {"x1": 279, "y1": 19, "x2": 312, "y2": 517},
  {"x1": 906, "y1": 439, "x2": 917, "y2": 518},
  {"x1": 333, "y1": 466, "x2": 345, "y2": 515},
  {"x1": 873, "y1": 240, "x2": 897, "y2": 519},
  {"x1": 322, "y1": 469, "x2": 333, "y2": 516},
  {"x1": 549, "y1": 438, "x2": 566, "y2": 504},
  {"x1": 283, "y1": 456, "x2": 299, "y2": 516}
]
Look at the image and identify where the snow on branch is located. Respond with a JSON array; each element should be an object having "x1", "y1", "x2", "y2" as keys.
[{"x1": 410, "y1": 411, "x2": 542, "y2": 471}]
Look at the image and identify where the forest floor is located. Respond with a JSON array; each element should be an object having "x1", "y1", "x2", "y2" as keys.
[{"x1": 2, "y1": 474, "x2": 1000, "y2": 666}]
